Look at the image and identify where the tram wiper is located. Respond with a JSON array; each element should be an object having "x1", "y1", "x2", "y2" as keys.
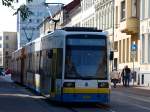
[
  {"x1": 76, "y1": 73, "x2": 84, "y2": 79},
  {"x1": 83, "y1": 76, "x2": 94, "y2": 80},
  {"x1": 77, "y1": 75, "x2": 94, "y2": 80}
]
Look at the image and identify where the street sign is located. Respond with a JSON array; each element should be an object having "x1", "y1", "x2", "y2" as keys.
[{"x1": 131, "y1": 42, "x2": 137, "y2": 51}]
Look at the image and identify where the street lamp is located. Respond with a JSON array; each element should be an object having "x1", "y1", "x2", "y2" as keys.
[
  {"x1": 110, "y1": 0, "x2": 115, "y2": 71},
  {"x1": 44, "y1": 2, "x2": 64, "y2": 30},
  {"x1": 131, "y1": 41, "x2": 137, "y2": 85}
]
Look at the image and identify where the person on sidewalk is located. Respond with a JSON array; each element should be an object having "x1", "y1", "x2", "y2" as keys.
[
  {"x1": 123, "y1": 65, "x2": 131, "y2": 87},
  {"x1": 121, "y1": 66, "x2": 126, "y2": 86},
  {"x1": 0, "y1": 68, "x2": 5, "y2": 76},
  {"x1": 110, "y1": 69, "x2": 120, "y2": 88}
]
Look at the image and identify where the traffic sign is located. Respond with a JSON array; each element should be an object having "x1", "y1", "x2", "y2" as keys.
[{"x1": 131, "y1": 42, "x2": 137, "y2": 51}]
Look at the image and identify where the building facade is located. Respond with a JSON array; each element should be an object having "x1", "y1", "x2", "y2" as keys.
[
  {"x1": 113, "y1": 0, "x2": 140, "y2": 84},
  {"x1": 39, "y1": 0, "x2": 81, "y2": 35},
  {"x1": 81, "y1": 0, "x2": 95, "y2": 27},
  {"x1": 63, "y1": 0, "x2": 81, "y2": 27},
  {"x1": 81, "y1": 0, "x2": 141, "y2": 85},
  {"x1": 0, "y1": 35, "x2": 3, "y2": 68},
  {"x1": 38, "y1": 0, "x2": 150, "y2": 86},
  {"x1": 140, "y1": 0, "x2": 150, "y2": 86},
  {"x1": 17, "y1": 0, "x2": 49, "y2": 48},
  {"x1": 0, "y1": 32, "x2": 17, "y2": 69}
]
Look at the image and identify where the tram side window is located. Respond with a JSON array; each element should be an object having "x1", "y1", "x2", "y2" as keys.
[
  {"x1": 46, "y1": 49, "x2": 53, "y2": 76},
  {"x1": 32, "y1": 52, "x2": 36, "y2": 73},
  {"x1": 35, "y1": 52, "x2": 40, "y2": 73},
  {"x1": 39, "y1": 51, "x2": 44, "y2": 74},
  {"x1": 28, "y1": 53, "x2": 33, "y2": 72},
  {"x1": 42, "y1": 50, "x2": 48, "y2": 75},
  {"x1": 56, "y1": 48, "x2": 63, "y2": 78}
]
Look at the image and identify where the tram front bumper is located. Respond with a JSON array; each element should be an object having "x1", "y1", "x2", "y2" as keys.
[{"x1": 62, "y1": 88, "x2": 110, "y2": 103}]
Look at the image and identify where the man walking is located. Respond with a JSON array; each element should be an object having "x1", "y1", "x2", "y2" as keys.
[
  {"x1": 110, "y1": 69, "x2": 120, "y2": 88},
  {"x1": 124, "y1": 65, "x2": 131, "y2": 87},
  {"x1": 121, "y1": 66, "x2": 126, "y2": 86}
]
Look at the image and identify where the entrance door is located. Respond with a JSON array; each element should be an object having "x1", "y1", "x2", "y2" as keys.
[{"x1": 50, "y1": 49, "x2": 57, "y2": 97}]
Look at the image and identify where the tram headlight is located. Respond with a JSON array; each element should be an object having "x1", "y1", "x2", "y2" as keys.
[
  {"x1": 98, "y1": 82, "x2": 109, "y2": 88},
  {"x1": 63, "y1": 82, "x2": 75, "y2": 88}
]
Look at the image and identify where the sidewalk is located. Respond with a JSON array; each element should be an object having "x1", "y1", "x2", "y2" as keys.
[
  {"x1": 0, "y1": 74, "x2": 13, "y2": 82},
  {"x1": 112, "y1": 82, "x2": 150, "y2": 90},
  {"x1": 2, "y1": 75, "x2": 150, "y2": 91},
  {"x1": 134, "y1": 86, "x2": 150, "y2": 90}
]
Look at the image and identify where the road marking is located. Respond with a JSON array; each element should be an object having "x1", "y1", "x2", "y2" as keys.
[
  {"x1": 112, "y1": 91, "x2": 150, "y2": 111},
  {"x1": 0, "y1": 93, "x2": 45, "y2": 99},
  {"x1": 96, "y1": 104, "x2": 117, "y2": 112},
  {"x1": 132, "y1": 103, "x2": 150, "y2": 111},
  {"x1": 113, "y1": 91, "x2": 150, "y2": 103},
  {"x1": 109, "y1": 109, "x2": 116, "y2": 112}
]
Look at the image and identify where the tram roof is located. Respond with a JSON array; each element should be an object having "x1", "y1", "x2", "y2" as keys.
[
  {"x1": 44, "y1": 27, "x2": 107, "y2": 37},
  {"x1": 18, "y1": 27, "x2": 107, "y2": 49}
]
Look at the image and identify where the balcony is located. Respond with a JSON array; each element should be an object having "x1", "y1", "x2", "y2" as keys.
[{"x1": 120, "y1": 17, "x2": 139, "y2": 35}]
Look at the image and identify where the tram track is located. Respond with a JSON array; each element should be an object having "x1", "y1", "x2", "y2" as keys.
[{"x1": 64, "y1": 103, "x2": 113, "y2": 112}]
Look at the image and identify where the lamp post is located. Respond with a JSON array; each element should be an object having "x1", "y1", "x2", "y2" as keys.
[
  {"x1": 131, "y1": 41, "x2": 137, "y2": 85},
  {"x1": 111, "y1": 0, "x2": 115, "y2": 71},
  {"x1": 44, "y1": 2, "x2": 64, "y2": 30}
]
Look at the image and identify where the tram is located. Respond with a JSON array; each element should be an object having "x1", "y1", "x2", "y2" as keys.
[{"x1": 11, "y1": 27, "x2": 110, "y2": 104}]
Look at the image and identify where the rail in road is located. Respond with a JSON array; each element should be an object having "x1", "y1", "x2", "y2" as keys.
[
  {"x1": 0, "y1": 75, "x2": 112, "y2": 112},
  {"x1": 1, "y1": 75, "x2": 150, "y2": 112}
]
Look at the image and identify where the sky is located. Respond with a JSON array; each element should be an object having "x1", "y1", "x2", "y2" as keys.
[{"x1": 0, "y1": 0, "x2": 72, "y2": 33}]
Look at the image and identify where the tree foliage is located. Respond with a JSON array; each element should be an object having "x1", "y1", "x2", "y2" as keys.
[{"x1": 2, "y1": 0, "x2": 33, "y2": 21}]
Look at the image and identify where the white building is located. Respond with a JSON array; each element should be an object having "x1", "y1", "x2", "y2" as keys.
[
  {"x1": 81, "y1": 0, "x2": 95, "y2": 28},
  {"x1": 0, "y1": 35, "x2": 3, "y2": 68},
  {"x1": 0, "y1": 32, "x2": 17, "y2": 69},
  {"x1": 140, "y1": 0, "x2": 150, "y2": 86},
  {"x1": 17, "y1": 0, "x2": 49, "y2": 48}
]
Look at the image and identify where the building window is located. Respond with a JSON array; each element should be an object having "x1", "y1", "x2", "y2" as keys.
[
  {"x1": 0, "y1": 51, "x2": 2, "y2": 56},
  {"x1": 0, "y1": 58, "x2": 2, "y2": 65},
  {"x1": 121, "y1": 0, "x2": 125, "y2": 21},
  {"x1": 123, "y1": 39, "x2": 125, "y2": 63},
  {"x1": 141, "y1": 0, "x2": 145, "y2": 20},
  {"x1": 126, "y1": 38, "x2": 129, "y2": 62},
  {"x1": 6, "y1": 36, "x2": 9, "y2": 40},
  {"x1": 5, "y1": 51, "x2": 8, "y2": 55},
  {"x1": 29, "y1": 19, "x2": 32, "y2": 23},
  {"x1": 149, "y1": 0, "x2": 150, "y2": 18},
  {"x1": 114, "y1": 41, "x2": 118, "y2": 51},
  {"x1": 131, "y1": 0, "x2": 137, "y2": 17},
  {"x1": 37, "y1": 19, "x2": 40, "y2": 23},
  {"x1": 5, "y1": 43, "x2": 9, "y2": 48},
  {"x1": 0, "y1": 36, "x2": 2, "y2": 40},
  {"x1": 119, "y1": 40, "x2": 121, "y2": 63},
  {"x1": 148, "y1": 34, "x2": 150, "y2": 63},
  {"x1": 115, "y1": 6, "x2": 118, "y2": 28},
  {"x1": 142, "y1": 34, "x2": 145, "y2": 64},
  {"x1": 0, "y1": 44, "x2": 2, "y2": 48}
]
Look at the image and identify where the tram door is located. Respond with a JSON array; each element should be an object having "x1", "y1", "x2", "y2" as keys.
[
  {"x1": 50, "y1": 49, "x2": 57, "y2": 97},
  {"x1": 20, "y1": 48, "x2": 25, "y2": 85},
  {"x1": 21, "y1": 58, "x2": 24, "y2": 84},
  {"x1": 50, "y1": 48, "x2": 63, "y2": 98}
]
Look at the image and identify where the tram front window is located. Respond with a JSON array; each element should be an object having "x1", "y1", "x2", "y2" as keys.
[{"x1": 65, "y1": 46, "x2": 107, "y2": 80}]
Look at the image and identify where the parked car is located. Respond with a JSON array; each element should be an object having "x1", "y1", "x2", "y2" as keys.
[{"x1": 5, "y1": 68, "x2": 12, "y2": 75}]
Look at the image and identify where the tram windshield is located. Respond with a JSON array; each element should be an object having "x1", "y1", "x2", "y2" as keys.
[{"x1": 65, "y1": 35, "x2": 107, "y2": 80}]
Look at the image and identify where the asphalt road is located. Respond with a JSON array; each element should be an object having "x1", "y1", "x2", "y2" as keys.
[
  {"x1": 0, "y1": 75, "x2": 150, "y2": 112},
  {"x1": 110, "y1": 85, "x2": 150, "y2": 112}
]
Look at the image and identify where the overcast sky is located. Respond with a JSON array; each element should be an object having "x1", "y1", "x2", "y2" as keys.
[{"x1": 0, "y1": 0, "x2": 72, "y2": 33}]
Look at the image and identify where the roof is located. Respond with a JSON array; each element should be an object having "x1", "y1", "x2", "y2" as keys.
[{"x1": 63, "y1": 0, "x2": 80, "y2": 12}]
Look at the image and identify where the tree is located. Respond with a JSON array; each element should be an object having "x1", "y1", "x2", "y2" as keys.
[{"x1": 2, "y1": 0, "x2": 33, "y2": 21}]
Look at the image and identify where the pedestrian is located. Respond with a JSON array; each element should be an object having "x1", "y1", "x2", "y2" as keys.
[
  {"x1": 124, "y1": 65, "x2": 131, "y2": 87},
  {"x1": 121, "y1": 66, "x2": 126, "y2": 86},
  {"x1": 0, "y1": 68, "x2": 4, "y2": 76},
  {"x1": 110, "y1": 69, "x2": 120, "y2": 88},
  {"x1": 5, "y1": 68, "x2": 12, "y2": 75}
]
